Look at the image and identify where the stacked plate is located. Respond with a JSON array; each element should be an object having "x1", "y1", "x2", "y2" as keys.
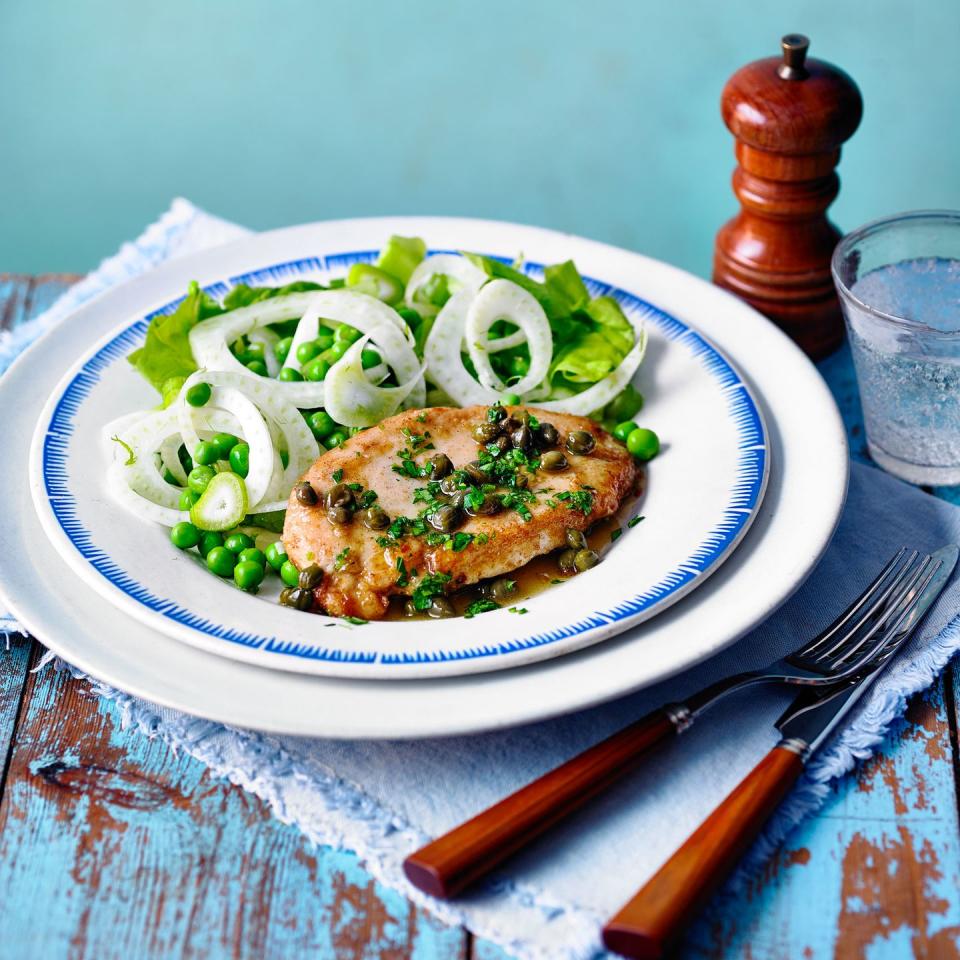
[{"x1": 0, "y1": 218, "x2": 848, "y2": 738}]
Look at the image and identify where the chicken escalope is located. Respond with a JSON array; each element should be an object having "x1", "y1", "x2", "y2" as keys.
[{"x1": 282, "y1": 405, "x2": 638, "y2": 620}]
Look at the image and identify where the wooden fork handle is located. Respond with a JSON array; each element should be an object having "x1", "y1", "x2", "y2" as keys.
[
  {"x1": 403, "y1": 707, "x2": 684, "y2": 898},
  {"x1": 602, "y1": 741, "x2": 806, "y2": 959}
]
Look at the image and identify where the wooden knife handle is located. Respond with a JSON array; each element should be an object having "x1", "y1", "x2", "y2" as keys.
[
  {"x1": 603, "y1": 742, "x2": 806, "y2": 960},
  {"x1": 403, "y1": 708, "x2": 681, "y2": 899}
]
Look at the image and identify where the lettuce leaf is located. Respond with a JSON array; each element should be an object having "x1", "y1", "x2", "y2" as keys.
[
  {"x1": 376, "y1": 236, "x2": 426, "y2": 285},
  {"x1": 464, "y1": 253, "x2": 574, "y2": 322},
  {"x1": 127, "y1": 281, "x2": 224, "y2": 394},
  {"x1": 585, "y1": 295, "x2": 634, "y2": 356},
  {"x1": 544, "y1": 260, "x2": 590, "y2": 312},
  {"x1": 550, "y1": 332, "x2": 626, "y2": 384}
]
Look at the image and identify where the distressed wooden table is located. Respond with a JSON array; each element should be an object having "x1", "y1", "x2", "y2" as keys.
[{"x1": 1, "y1": 275, "x2": 959, "y2": 959}]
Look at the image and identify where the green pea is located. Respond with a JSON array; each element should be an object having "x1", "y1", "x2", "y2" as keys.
[
  {"x1": 606, "y1": 384, "x2": 644, "y2": 423},
  {"x1": 170, "y1": 521, "x2": 201, "y2": 550},
  {"x1": 315, "y1": 334, "x2": 335, "y2": 352},
  {"x1": 246, "y1": 359, "x2": 268, "y2": 377},
  {"x1": 361, "y1": 349, "x2": 382, "y2": 370},
  {"x1": 500, "y1": 392, "x2": 521, "y2": 406},
  {"x1": 326, "y1": 430, "x2": 348, "y2": 448},
  {"x1": 509, "y1": 355, "x2": 530, "y2": 377},
  {"x1": 302, "y1": 357, "x2": 331, "y2": 382},
  {"x1": 212, "y1": 433, "x2": 239, "y2": 459},
  {"x1": 198, "y1": 531, "x2": 224, "y2": 558},
  {"x1": 265, "y1": 541, "x2": 288, "y2": 571},
  {"x1": 280, "y1": 560, "x2": 300, "y2": 587},
  {"x1": 308, "y1": 410, "x2": 336, "y2": 440},
  {"x1": 244, "y1": 342, "x2": 265, "y2": 361},
  {"x1": 278, "y1": 367, "x2": 304, "y2": 382},
  {"x1": 296, "y1": 340, "x2": 321, "y2": 365},
  {"x1": 229, "y1": 443, "x2": 250, "y2": 478},
  {"x1": 224, "y1": 532, "x2": 255, "y2": 554},
  {"x1": 193, "y1": 440, "x2": 219, "y2": 466},
  {"x1": 613, "y1": 421, "x2": 638, "y2": 443},
  {"x1": 238, "y1": 547, "x2": 267, "y2": 567},
  {"x1": 334, "y1": 324, "x2": 362, "y2": 345},
  {"x1": 206, "y1": 546, "x2": 236, "y2": 578},
  {"x1": 178, "y1": 489, "x2": 200, "y2": 510},
  {"x1": 186, "y1": 383, "x2": 211, "y2": 407},
  {"x1": 187, "y1": 465, "x2": 216, "y2": 495},
  {"x1": 626, "y1": 427, "x2": 660, "y2": 461},
  {"x1": 275, "y1": 336, "x2": 294, "y2": 364},
  {"x1": 234, "y1": 560, "x2": 265, "y2": 592},
  {"x1": 325, "y1": 342, "x2": 349, "y2": 362}
]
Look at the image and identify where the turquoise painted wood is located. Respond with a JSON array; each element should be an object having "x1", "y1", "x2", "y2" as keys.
[{"x1": 1, "y1": 275, "x2": 960, "y2": 959}]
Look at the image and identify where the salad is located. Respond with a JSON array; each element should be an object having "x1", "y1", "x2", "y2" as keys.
[{"x1": 105, "y1": 237, "x2": 656, "y2": 595}]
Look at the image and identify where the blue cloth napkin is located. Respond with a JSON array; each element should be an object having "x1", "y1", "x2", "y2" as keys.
[{"x1": 5, "y1": 201, "x2": 960, "y2": 960}]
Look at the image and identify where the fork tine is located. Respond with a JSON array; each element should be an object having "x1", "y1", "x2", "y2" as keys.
[
  {"x1": 826, "y1": 554, "x2": 941, "y2": 674},
  {"x1": 790, "y1": 548, "x2": 912, "y2": 663},
  {"x1": 811, "y1": 550, "x2": 924, "y2": 666}
]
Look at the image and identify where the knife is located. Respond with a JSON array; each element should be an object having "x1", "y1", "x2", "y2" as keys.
[{"x1": 602, "y1": 544, "x2": 958, "y2": 960}]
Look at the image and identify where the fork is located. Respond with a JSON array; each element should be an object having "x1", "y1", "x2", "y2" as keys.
[{"x1": 403, "y1": 548, "x2": 937, "y2": 899}]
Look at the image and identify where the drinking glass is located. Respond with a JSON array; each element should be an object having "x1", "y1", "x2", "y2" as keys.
[{"x1": 832, "y1": 211, "x2": 960, "y2": 485}]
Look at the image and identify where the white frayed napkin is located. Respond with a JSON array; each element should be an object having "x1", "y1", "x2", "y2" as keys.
[{"x1": 4, "y1": 201, "x2": 960, "y2": 960}]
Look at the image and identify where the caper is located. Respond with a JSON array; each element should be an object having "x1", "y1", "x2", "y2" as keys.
[
  {"x1": 281, "y1": 587, "x2": 314, "y2": 611},
  {"x1": 326, "y1": 483, "x2": 355, "y2": 508},
  {"x1": 537, "y1": 422, "x2": 559, "y2": 448},
  {"x1": 466, "y1": 493, "x2": 502, "y2": 517},
  {"x1": 487, "y1": 404, "x2": 506, "y2": 422},
  {"x1": 499, "y1": 416, "x2": 521, "y2": 435},
  {"x1": 566, "y1": 430, "x2": 596, "y2": 456},
  {"x1": 294, "y1": 481, "x2": 319, "y2": 506},
  {"x1": 440, "y1": 474, "x2": 462, "y2": 496},
  {"x1": 443, "y1": 490, "x2": 467, "y2": 509},
  {"x1": 574, "y1": 548, "x2": 600, "y2": 572},
  {"x1": 472, "y1": 421, "x2": 501, "y2": 444},
  {"x1": 327, "y1": 505, "x2": 352, "y2": 525},
  {"x1": 463, "y1": 461, "x2": 487, "y2": 486},
  {"x1": 361, "y1": 506, "x2": 390, "y2": 530},
  {"x1": 558, "y1": 548, "x2": 578, "y2": 574},
  {"x1": 298, "y1": 564, "x2": 324, "y2": 590},
  {"x1": 512, "y1": 472, "x2": 529, "y2": 491},
  {"x1": 511, "y1": 424, "x2": 532, "y2": 452},
  {"x1": 427, "y1": 597, "x2": 456, "y2": 619},
  {"x1": 486, "y1": 578, "x2": 518, "y2": 602},
  {"x1": 402, "y1": 599, "x2": 418, "y2": 618},
  {"x1": 426, "y1": 452, "x2": 453, "y2": 479},
  {"x1": 541, "y1": 450, "x2": 569, "y2": 472},
  {"x1": 427, "y1": 504, "x2": 464, "y2": 533},
  {"x1": 565, "y1": 528, "x2": 588, "y2": 550}
]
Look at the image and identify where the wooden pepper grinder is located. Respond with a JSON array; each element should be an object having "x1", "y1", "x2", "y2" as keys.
[{"x1": 713, "y1": 34, "x2": 863, "y2": 358}]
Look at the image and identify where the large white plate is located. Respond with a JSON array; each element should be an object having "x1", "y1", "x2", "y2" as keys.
[
  {"x1": 27, "y1": 219, "x2": 768, "y2": 678},
  {"x1": 0, "y1": 217, "x2": 847, "y2": 738}
]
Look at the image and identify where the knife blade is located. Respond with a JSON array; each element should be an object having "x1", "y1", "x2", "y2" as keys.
[{"x1": 775, "y1": 543, "x2": 958, "y2": 759}]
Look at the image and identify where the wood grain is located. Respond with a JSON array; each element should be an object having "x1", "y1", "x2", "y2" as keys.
[{"x1": 0, "y1": 652, "x2": 468, "y2": 960}]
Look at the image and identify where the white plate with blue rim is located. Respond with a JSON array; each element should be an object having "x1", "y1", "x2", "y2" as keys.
[{"x1": 28, "y1": 217, "x2": 783, "y2": 682}]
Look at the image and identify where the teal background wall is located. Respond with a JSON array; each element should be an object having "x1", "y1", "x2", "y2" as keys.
[{"x1": 2, "y1": 0, "x2": 958, "y2": 276}]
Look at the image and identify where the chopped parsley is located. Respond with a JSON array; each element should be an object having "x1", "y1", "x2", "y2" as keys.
[
  {"x1": 627, "y1": 515, "x2": 645, "y2": 528},
  {"x1": 411, "y1": 572, "x2": 452, "y2": 611},
  {"x1": 334, "y1": 547, "x2": 350, "y2": 570},
  {"x1": 332, "y1": 468, "x2": 344, "y2": 483},
  {"x1": 416, "y1": 411, "x2": 428, "y2": 423},
  {"x1": 610, "y1": 527, "x2": 623, "y2": 543},
  {"x1": 555, "y1": 489, "x2": 594, "y2": 515},
  {"x1": 396, "y1": 556, "x2": 410, "y2": 588},
  {"x1": 464, "y1": 598, "x2": 499, "y2": 618},
  {"x1": 341, "y1": 616, "x2": 368, "y2": 625},
  {"x1": 508, "y1": 606, "x2": 529, "y2": 615}
]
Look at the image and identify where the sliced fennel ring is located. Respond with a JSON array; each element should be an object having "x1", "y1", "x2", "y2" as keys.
[
  {"x1": 423, "y1": 289, "x2": 500, "y2": 408},
  {"x1": 464, "y1": 279, "x2": 552, "y2": 397},
  {"x1": 323, "y1": 328, "x2": 426, "y2": 428},
  {"x1": 404, "y1": 254, "x2": 487, "y2": 317},
  {"x1": 190, "y1": 473, "x2": 249, "y2": 532}
]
